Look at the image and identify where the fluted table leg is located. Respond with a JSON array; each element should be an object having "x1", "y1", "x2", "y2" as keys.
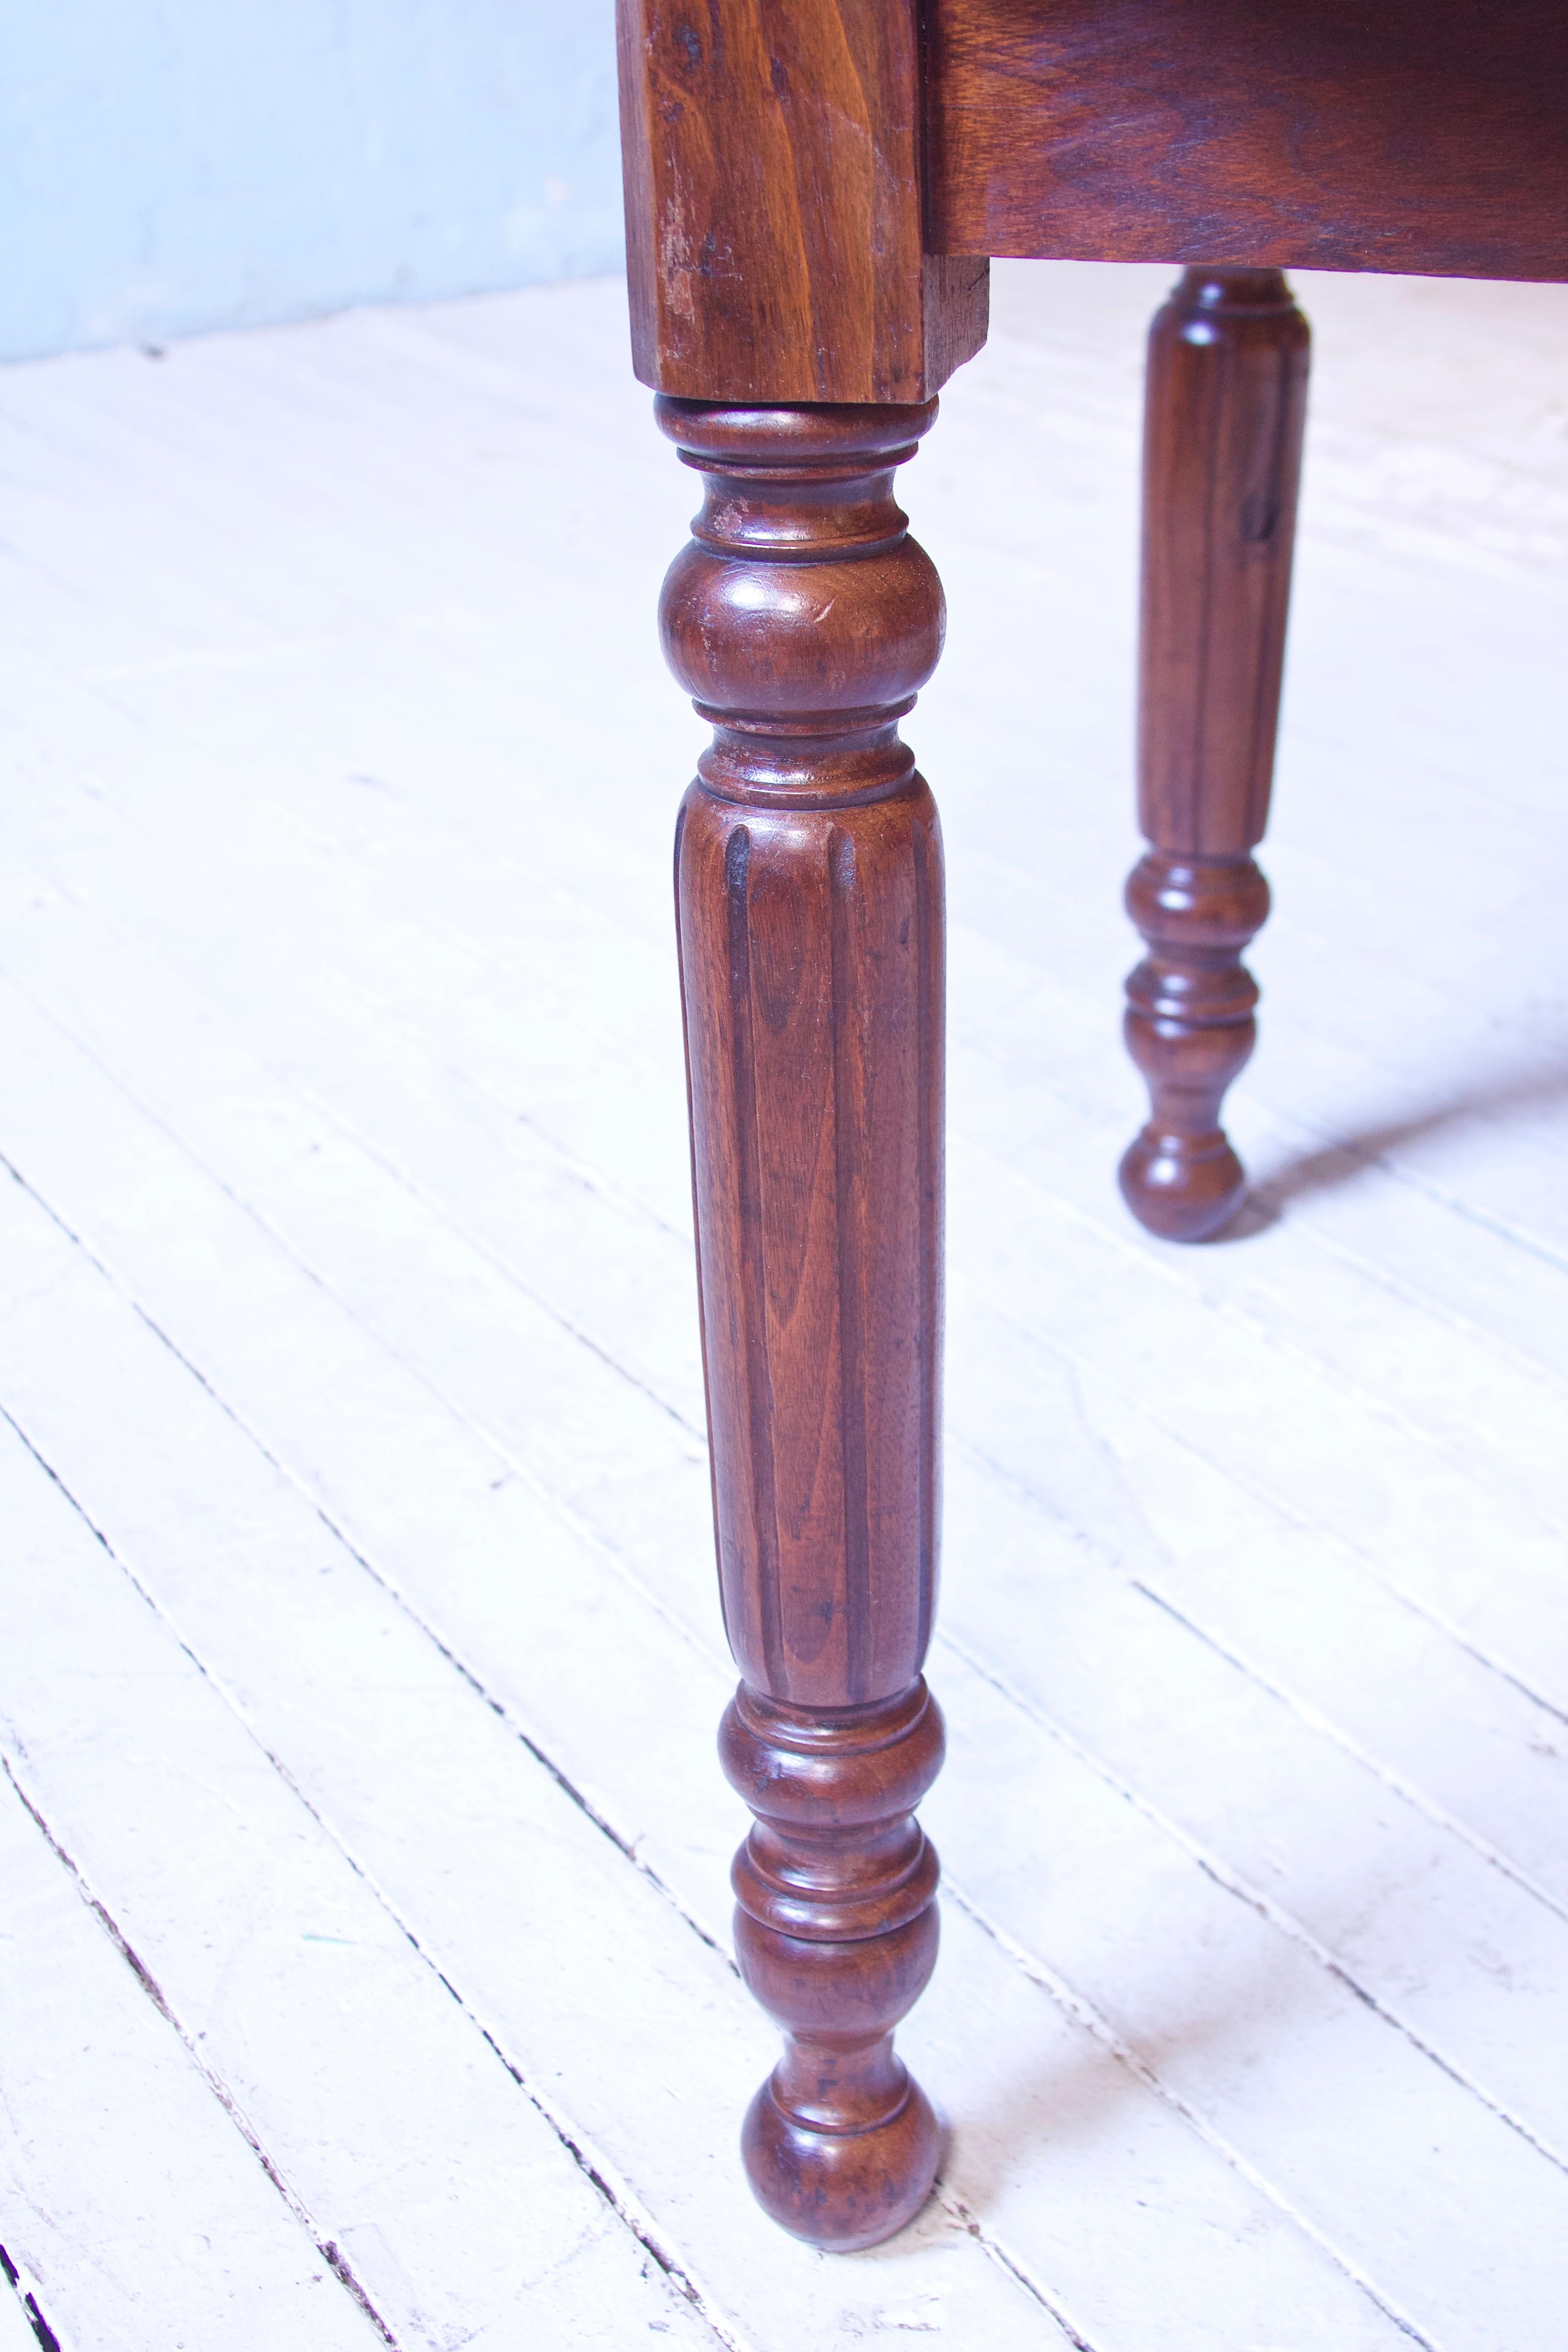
[
  {"x1": 1120, "y1": 266, "x2": 1310, "y2": 1241},
  {"x1": 657, "y1": 397, "x2": 946, "y2": 2250}
]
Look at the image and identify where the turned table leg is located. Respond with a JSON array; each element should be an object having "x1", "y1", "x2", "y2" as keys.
[
  {"x1": 657, "y1": 397, "x2": 946, "y2": 2250},
  {"x1": 1120, "y1": 266, "x2": 1310, "y2": 1241}
]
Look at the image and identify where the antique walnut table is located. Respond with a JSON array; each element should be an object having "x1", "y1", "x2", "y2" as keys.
[{"x1": 614, "y1": 0, "x2": 1568, "y2": 2251}]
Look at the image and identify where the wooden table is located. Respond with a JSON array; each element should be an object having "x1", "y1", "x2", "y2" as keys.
[{"x1": 614, "y1": 0, "x2": 1568, "y2": 2250}]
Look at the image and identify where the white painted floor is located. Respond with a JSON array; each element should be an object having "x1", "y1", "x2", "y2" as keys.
[{"x1": 0, "y1": 258, "x2": 1565, "y2": 2352}]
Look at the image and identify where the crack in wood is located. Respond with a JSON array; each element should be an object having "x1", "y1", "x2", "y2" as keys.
[
  {"x1": 0, "y1": 1421, "x2": 745, "y2": 2351},
  {"x1": 0, "y1": 1757, "x2": 402, "y2": 2351},
  {"x1": 0, "y1": 2246, "x2": 64, "y2": 2352},
  {"x1": 0, "y1": 1155, "x2": 735, "y2": 1971}
]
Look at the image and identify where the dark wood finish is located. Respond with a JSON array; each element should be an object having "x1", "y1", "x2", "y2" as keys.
[
  {"x1": 926, "y1": 0, "x2": 1568, "y2": 282},
  {"x1": 621, "y1": 0, "x2": 1568, "y2": 2249},
  {"x1": 1120, "y1": 267, "x2": 1309, "y2": 1242},
  {"x1": 616, "y1": 0, "x2": 988, "y2": 402},
  {"x1": 660, "y1": 397, "x2": 948, "y2": 2246}
]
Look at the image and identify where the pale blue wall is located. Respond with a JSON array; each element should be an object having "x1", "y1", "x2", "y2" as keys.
[{"x1": 0, "y1": 1, "x2": 624, "y2": 361}]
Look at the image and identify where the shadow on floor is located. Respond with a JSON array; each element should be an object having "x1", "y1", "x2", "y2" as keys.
[{"x1": 1215, "y1": 1053, "x2": 1568, "y2": 1242}]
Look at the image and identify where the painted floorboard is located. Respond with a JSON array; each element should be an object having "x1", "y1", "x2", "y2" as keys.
[
  {"x1": 0, "y1": 1424, "x2": 724, "y2": 2352},
  {"x1": 0, "y1": 1766, "x2": 385, "y2": 2352},
  {"x1": 2, "y1": 259, "x2": 1564, "y2": 2347},
  {"x1": 0, "y1": 884, "x2": 1542, "y2": 2352},
  {"x1": 0, "y1": 1180, "x2": 1069, "y2": 2352},
  {"x1": 0, "y1": 1118, "x2": 1411, "y2": 2350}
]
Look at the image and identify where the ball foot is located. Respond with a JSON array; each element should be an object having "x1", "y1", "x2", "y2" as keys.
[
  {"x1": 741, "y1": 2073, "x2": 941, "y2": 2252},
  {"x1": 1119, "y1": 1127, "x2": 1247, "y2": 1243}
]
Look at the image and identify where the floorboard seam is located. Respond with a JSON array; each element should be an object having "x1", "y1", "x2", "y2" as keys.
[
  {"x1": 0, "y1": 1025, "x2": 726, "y2": 1693},
  {"x1": 0, "y1": 901, "x2": 708, "y2": 1448},
  {"x1": 34, "y1": 775, "x2": 1568, "y2": 1545},
  {"x1": 7, "y1": 1109, "x2": 1558, "y2": 2314},
  {"x1": 1109, "y1": 1402, "x2": 1568, "y2": 1729},
  {"x1": 0, "y1": 1753, "x2": 401, "y2": 2350},
  {"x1": 0, "y1": 2245, "x2": 65, "y2": 2352},
  {"x1": 941, "y1": 1631, "x2": 1568, "y2": 2178},
  {"x1": 0, "y1": 1411, "x2": 748, "y2": 2352},
  {"x1": 960, "y1": 1333, "x2": 1568, "y2": 1730},
  {"x1": 14, "y1": 834, "x2": 1565, "y2": 1711},
  {"x1": 941, "y1": 1885, "x2": 1438, "y2": 2352},
  {"x1": 937, "y1": 2197, "x2": 1102, "y2": 2352},
  {"x1": 1132, "y1": 1578, "x2": 1568, "y2": 1923},
  {"x1": 1244, "y1": 1135, "x2": 1568, "y2": 1384},
  {"x1": 15, "y1": 1092, "x2": 1563, "y2": 2208},
  {"x1": 1254, "y1": 1097, "x2": 1568, "y2": 1284},
  {"x1": 0, "y1": 1226, "x2": 735, "y2": 1975},
  {"x1": 961, "y1": 1149, "x2": 1568, "y2": 1546}
]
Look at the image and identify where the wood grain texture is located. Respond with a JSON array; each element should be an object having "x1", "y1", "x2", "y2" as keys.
[
  {"x1": 1121, "y1": 268, "x2": 1308, "y2": 1242},
  {"x1": 8, "y1": 272, "x2": 1568, "y2": 2342},
  {"x1": 661, "y1": 397, "x2": 947, "y2": 2244},
  {"x1": 617, "y1": 0, "x2": 988, "y2": 401},
  {"x1": 926, "y1": 0, "x2": 1568, "y2": 282}
]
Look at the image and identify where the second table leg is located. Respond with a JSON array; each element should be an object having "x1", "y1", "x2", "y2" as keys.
[{"x1": 1121, "y1": 265, "x2": 1310, "y2": 1242}]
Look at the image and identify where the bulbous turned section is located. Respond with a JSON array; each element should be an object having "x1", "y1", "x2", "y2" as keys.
[
  {"x1": 721, "y1": 1680, "x2": 945, "y2": 2250},
  {"x1": 656, "y1": 397, "x2": 944, "y2": 809},
  {"x1": 1119, "y1": 851, "x2": 1271, "y2": 1241}
]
